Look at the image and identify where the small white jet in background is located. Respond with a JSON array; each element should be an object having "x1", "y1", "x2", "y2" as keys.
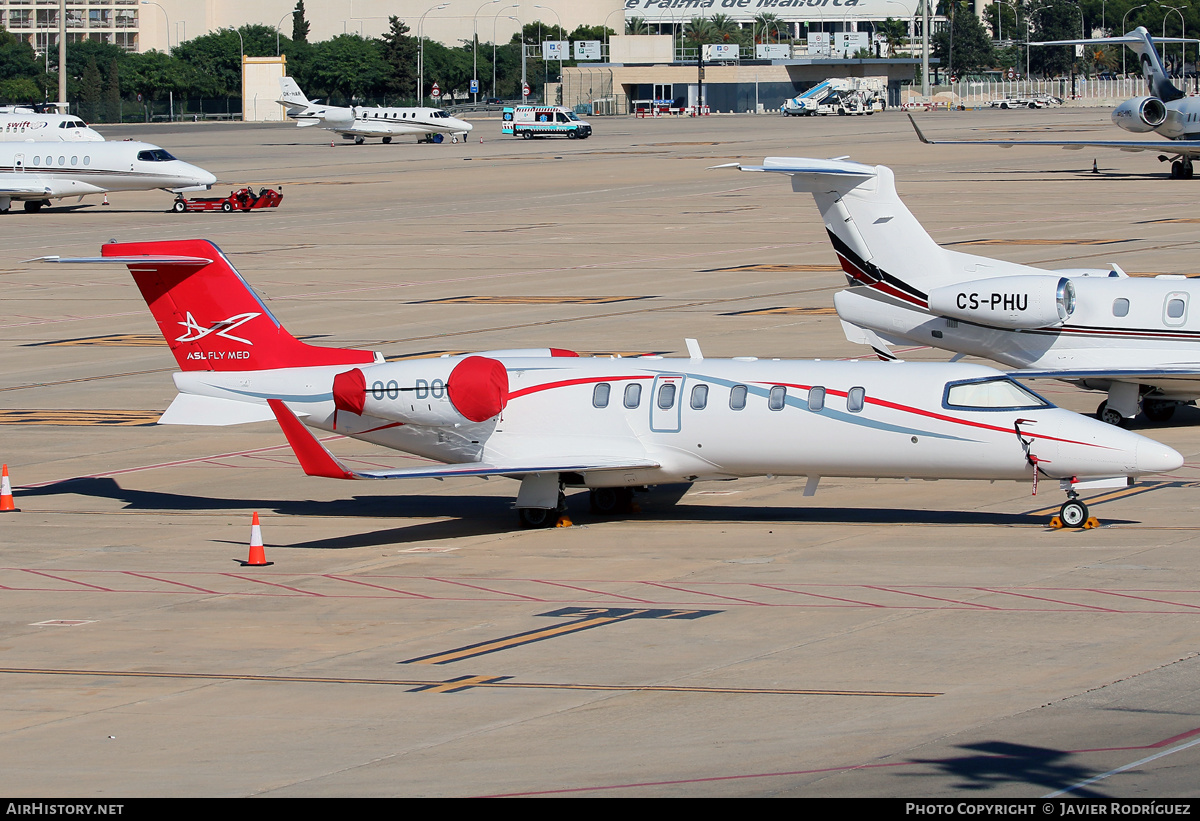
[
  {"x1": 277, "y1": 77, "x2": 473, "y2": 145},
  {"x1": 0, "y1": 105, "x2": 104, "y2": 142},
  {"x1": 909, "y1": 27, "x2": 1200, "y2": 179},
  {"x1": 35, "y1": 239, "x2": 1183, "y2": 528},
  {"x1": 0, "y1": 140, "x2": 216, "y2": 212},
  {"x1": 733, "y1": 156, "x2": 1200, "y2": 426}
]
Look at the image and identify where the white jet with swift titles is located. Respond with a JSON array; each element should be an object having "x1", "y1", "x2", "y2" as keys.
[
  {"x1": 0, "y1": 106, "x2": 104, "y2": 142},
  {"x1": 732, "y1": 155, "x2": 1200, "y2": 426},
  {"x1": 277, "y1": 77, "x2": 473, "y2": 144},
  {"x1": 34, "y1": 238, "x2": 1183, "y2": 528}
]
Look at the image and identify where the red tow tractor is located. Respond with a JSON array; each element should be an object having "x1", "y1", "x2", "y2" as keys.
[{"x1": 171, "y1": 187, "x2": 283, "y2": 213}]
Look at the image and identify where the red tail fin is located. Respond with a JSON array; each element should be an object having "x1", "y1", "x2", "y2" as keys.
[{"x1": 102, "y1": 240, "x2": 376, "y2": 372}]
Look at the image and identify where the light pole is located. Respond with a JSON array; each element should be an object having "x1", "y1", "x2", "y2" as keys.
[
  {"x1": 474, "y1": 0, "x2": 500, "y2": 104},
  {"x1": 1162, "y1": 6, "x2": 1185, "y2": 79},
  {"x1": 492, "y1": 4, "x2": 518, "y2": 98},
  {"x1": 418, "y1": 3, "x2": 450, "y2": 106},
  {"x1": 276, "y1": 10, "x2": 290, "y2": 56},
  {"x1": 534, "y1": 5, "x2": 561, "y2": 94},
  {"x1": 140, "y1": 1, "x2": 169, "y2": 50},
  {"x1": 1122, "y1": 4, "x2": 1147, "y2": 75},
  {"x1": 603, "y1": 7, "x2": 623, "y2": 59}
]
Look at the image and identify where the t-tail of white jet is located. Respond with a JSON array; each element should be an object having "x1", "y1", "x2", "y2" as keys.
[
  {"x1": 277, "y1": 76, "x2": 314, "y2": 114},
  {"x1": 1036, "y1": 27, "x2": 1187, "y2": 103}
]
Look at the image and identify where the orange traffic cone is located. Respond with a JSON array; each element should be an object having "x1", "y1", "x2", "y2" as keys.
[
  {"x1": 239, "y1": 512, "x2": 272, "y2": 566},
  {"x1": 0, "y1": 464, "x2": 18, "y2": 512}
]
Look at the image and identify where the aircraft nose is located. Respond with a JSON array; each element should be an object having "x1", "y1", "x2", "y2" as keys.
[
  {"x1": 1136, "y1": 438, "x2": 1184, "y2": 474},
  {"x1": 460, "y1": 120, "x2": 474, "y2": 132},
  {"x1": 190, "y1": 165, "x2": 217, "y2": 187}
]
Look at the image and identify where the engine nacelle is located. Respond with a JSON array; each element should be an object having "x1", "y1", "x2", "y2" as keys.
[
  {"x1": 1111, "y1": 96, "x2": 1166, "y2": 133},
  {"x1": 332, "y1": 356, "x2": 508, "y2": 427},
  {"x1": 928, "y1": 275, "x2": 1076, "y2": 329}
]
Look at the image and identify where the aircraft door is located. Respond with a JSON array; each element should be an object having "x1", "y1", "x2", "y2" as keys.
[{"x1": 649, "y1": 374, "x2": 684, "y2": 433}]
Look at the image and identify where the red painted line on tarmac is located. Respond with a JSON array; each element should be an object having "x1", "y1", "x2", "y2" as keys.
[
  {"x1": 749, "y1": 583, "x2": 886, "y2": 608},
  {"x1": 1084, "y1": 589, "x2": 1200, "y2": 610},
  {"x1": 643, "y1": 582, "x2": 771, "y2": 606},
  {"x1": 220, "y1": 573, "x2": 325, "y2": 596},
  {"x1": 21, "y1": 569, "x2": 113, "y2": 591},
  {"x1": 860, "y1": 585, "x2": 1003, "y2": 610},
  {"x1": 120, "y1": 572, "x2": 220, "y2": 594},
  {"x1": 426, "y1": 577, "x2": 547, "y2": 601},
  {"x1": 532, "y1": 580, "x2": 657, "y2": 603},
  {"x1": 322, "y1": 575, "x2": 434, "y2": 598},
  {"x1": 975, "y1": 587, "x2": 1122, "y2": 612}
]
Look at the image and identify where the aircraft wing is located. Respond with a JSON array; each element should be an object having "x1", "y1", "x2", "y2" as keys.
[
  {"x1": 0, "y1": 178, "x2": 53, "y2": 196},
  {"x1": 267, "y1": 399, "x2": 659, "y2": 480},
  {"x1": 1011, "y1": 368, "x2": 1200, "y2": 395},
  {"x1": 908, "y1": 114, "x2": 1200, "y2": 157}
]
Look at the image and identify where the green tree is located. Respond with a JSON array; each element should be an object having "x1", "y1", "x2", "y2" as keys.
[
  {"x1": 104, "y1": 58, "x2": 121, "y2": 123},
  {"x1": 292, "y1": 1, "x2": 310, "y2": 43},
  {"x1": 1028, "y1": 0, "x2": 1080, "y2": 77},
  {"x1": 626, "y1": 17, "x2": 652, "y2": 36},
  {"x1": 380, "y1": 17, "x2": 418, "y2": 99},
  {"x1": 878, "y1": 17, "x2": 907, "y2": 57},
  {"x1": 753, "y1": 13, "x2": 784, "y2": 44},
  {"x1": 932, "y1": 1, "x2": 995, "y2": 77},
  {"x1": 78, "y1": 57, "x2": 103, "y2": 121},
  {"x1": 309, "y1": 34, "x2": 388, "y2": 101}
]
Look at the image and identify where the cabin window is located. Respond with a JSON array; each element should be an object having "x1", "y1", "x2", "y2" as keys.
[
  {"x1": 657, "y1": 382, "x2": 677, "y2": 409},
  {"x1": 592, "y1": 383, "x2": 610, "y2": 408},
  {"x1": 83, "y1": 156, "x2": 90, "y2": 166},
  {"x1": 70, "y1": 156, "x2": 77, "y2": 166},
  {"x1": 57, "y1": 155, "x2": 65, "y2": 166},
  {"x1": 690, "y1": 384, "x2": 708, "y2": 410},
  {"x1": 944, "y1": 377, "x2": 1050, "y2": 411},
  {"x1": 624, "y1": 383, "x2": 641, "y2": 409},
  {"x1": 768, "y1": 386, "x2": 786, "y2": 411},
  {"x1": 729, "y1": 384, "x2": 747, "y2": 410},
  {"x1": 1166, "y1": 297, "x2": 1187, "y2": 322},
  {"x1": 807, "y1": 386, "x2": 825, "y2": 412},
  {"x1": 1112, "y1": 298, "x2": 1130, "y2": 317},
  {"x1": 846, "y1": 387, "x2": 866, "y2": 413},
  {"x1": 32, "y1": 156, "x2": 39, "y2": 166}
]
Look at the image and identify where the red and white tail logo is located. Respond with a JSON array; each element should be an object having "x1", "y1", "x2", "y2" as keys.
[{"x1": 103, "y1": 239, "x2": 375, "y2": 372}]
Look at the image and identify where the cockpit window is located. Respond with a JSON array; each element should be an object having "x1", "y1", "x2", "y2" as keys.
[
  {"x1": 136, "y1": 149, "x2": 177, "y2": 162},
  {"x1": 944, "y1": 377, "x2": 1050, "y2": 411}
]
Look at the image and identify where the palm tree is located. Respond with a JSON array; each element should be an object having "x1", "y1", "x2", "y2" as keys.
[
  {"x1": 683, "y1": 17, "x2": 716, "y2": 47},
  {"x1": 709, "y1": 14, "x2": 739, "y2": 43},
  {"x1": 626, "y1": 17, "x2": 651, "y2": 36},
  {"x1": 753, "y1": 12, "x2": 784, "y2": 44},
  {"x1": 878, "y1": 17, "x2": 907, "y2": 57}
]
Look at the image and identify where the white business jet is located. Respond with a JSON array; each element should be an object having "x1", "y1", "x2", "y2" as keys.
[
  {"x1": 909, "y1": 27, "x2": 1200, "y2": 179},
  {"x1": 34, "y1": 239, "x2": 1182, "y2": 528},
  {"x1": 0, "y1": 106, "x2": 104, "y2": 142},
  {"x1": 732, "y1": 156, "x2": 1200, "y2": 427},
  {"x1": 0, "y1": 140, "x2": 216, "y2": 212},
  {"x1": 277, "y1": 77, "x2": 473, "y2": 145}
]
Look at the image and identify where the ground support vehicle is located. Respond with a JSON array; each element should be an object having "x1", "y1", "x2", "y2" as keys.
[
  {"x1": 782, "y1": 77, "x2": 886, "y2": 116},
  {"x1": 172, "y1": 187, "x2": 283, "y2": 213},
  {"x1": 987, "y1": 95, "x2": 1063, "y2": 109}
]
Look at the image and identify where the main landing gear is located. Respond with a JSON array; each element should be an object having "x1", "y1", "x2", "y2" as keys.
[{"x1": 1170, "y1": 158, "x2": 1195, "y2": 179}]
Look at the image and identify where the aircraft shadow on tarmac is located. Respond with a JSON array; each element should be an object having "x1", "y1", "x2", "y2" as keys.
[
  {"x1": 16, "y1": 477, "x2": 1117, "y2": 549},
  {"x1": 907, "y1": 740, "x2": 1105, "y2": 797}
]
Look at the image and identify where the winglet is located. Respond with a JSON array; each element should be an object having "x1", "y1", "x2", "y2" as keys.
[
  {"x1": 267, "y1": 399, "x2": 356, "y2": 480},
  {"x1": 908, "y1": 114, "x2": 933, "y2": 144}
]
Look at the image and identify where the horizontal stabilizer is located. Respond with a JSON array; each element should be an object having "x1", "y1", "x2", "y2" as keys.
[
  {"x1": 267, "y1": 399, "x2": 660, "y2": 481},
  {"x1": 1012, "y1": 367, "x2": 1200, "y2": 384},
  {"x1": 159, "y1": 393, "x2": 279, "y2": 426},
  {"x1": 722, "y1": 157, "x2": 877, "y2": 193}
]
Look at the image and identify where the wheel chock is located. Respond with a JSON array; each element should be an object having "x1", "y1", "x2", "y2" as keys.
[
  {"x1": 1048, "y1": 516, "x2": 1101, "y2": 530},
  {"x1": 555, "y1": 515, "x2": 573, "y2": 528}
]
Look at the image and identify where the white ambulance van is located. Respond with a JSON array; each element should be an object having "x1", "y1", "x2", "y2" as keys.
[{"x1": 502, "y1": 106, "x2": 592, "y2": 139}]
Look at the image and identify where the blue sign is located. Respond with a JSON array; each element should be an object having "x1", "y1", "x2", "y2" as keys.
[{"x1": 470, "y1": 79, "x2": 479, "y2": 94}]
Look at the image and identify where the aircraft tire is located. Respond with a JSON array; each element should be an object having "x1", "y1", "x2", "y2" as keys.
[
  {"x1": 1143, "y1": 399, "x2": 1177, "y2": 423},
  {"x1": 23, "y1": 200, "x2": 44, "y2": 212},
  {"x1": 354, "y1": 136, "x2": 365, "y2": 145},
  {"x1": 589, "y1": 487, "x2": 633, "y2": 516},
  {"x1": 1171, "y1": 160, "x2": 1183, "y2": 179},
  {"x1": 518, "y1": 506, "x2": 556, "y2": 528},
  {"x1": 1059, "y1": 499, "x2": 1088, "y2": 528},
  {"x1": 1096, "y1": 401, "x2": 1128, "y2": 427},
  {"x1": 172, "y1": 200, "x2": 187, "y2": 213},
  {"x1": 382, "y1": 137, "x2": 391, "y2": 144}
]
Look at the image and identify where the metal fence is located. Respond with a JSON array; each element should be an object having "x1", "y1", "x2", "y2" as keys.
[
  {"x1": 562, "y1": 67, "x2": 629, "y2": 115},
  {"x1": 943, "y1": 77, "x2": 1151, "y2": 106}
]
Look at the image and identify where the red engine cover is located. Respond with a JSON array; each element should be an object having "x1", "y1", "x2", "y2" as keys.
[{"x1": 447, "y1": 356, "x2": 509, "y2": 422}]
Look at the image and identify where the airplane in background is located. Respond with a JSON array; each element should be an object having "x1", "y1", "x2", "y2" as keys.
[
  {"x1": 277, "y1": 77, "x2": 473, "y2": 145},
  {"x1": 0, "y1": 140, "x2": 216, "y2": 212},
  {"x1": 0, "y1": 106, "x2": 104, "y2": 142},
  {"x1": 33, "y1": 239, "x2": 1183, "y2": 528},
  {"x1": 730, "y1": 155, "x2": 1200, "y2": 427},
  {"x1": 909, "y1": 27, "x2": 1200, "y2": 179}
]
